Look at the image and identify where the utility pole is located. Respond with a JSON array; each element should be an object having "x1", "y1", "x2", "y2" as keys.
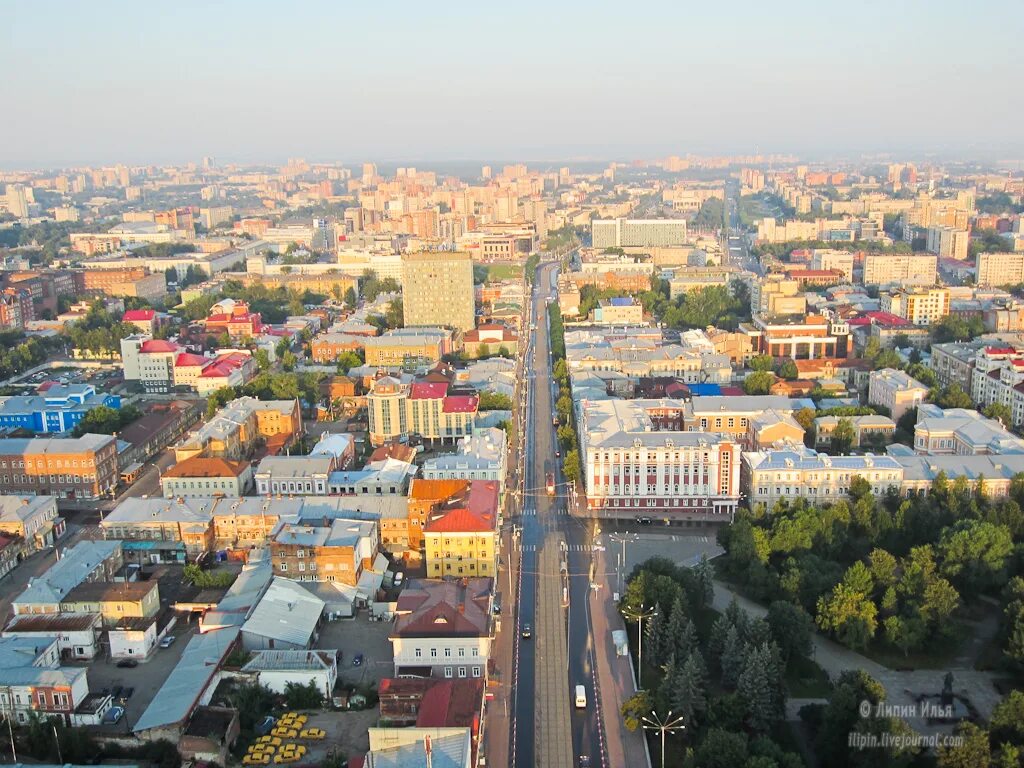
[{"x1": 642, "y1": 710, "x2": 686, "y2": 768}]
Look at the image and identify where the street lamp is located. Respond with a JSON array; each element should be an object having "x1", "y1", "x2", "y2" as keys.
[
  {"x1": 609, "y1": 532, "x2": 639, "y2": 595},
  {"x1": 642, "y1": 710, "x2": 686, "y2": 768},
  {"x1": 621, "y1": 603, "x2": 657, "y2": 688}
]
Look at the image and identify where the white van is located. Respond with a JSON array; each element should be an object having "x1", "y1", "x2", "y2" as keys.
[{"x1": 574, "y1": 685, "x2": 587, "y2": 709}]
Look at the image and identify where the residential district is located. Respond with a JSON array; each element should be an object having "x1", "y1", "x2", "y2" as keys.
[{"x1": 1, "y1": 157, "x2": 1024, "y2": 768}]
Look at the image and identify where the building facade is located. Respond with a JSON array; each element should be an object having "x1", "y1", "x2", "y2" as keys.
[
  {"x1": 0, "y1": 434, "x2": 118, "y2": 500},
  {"x1": 401, "y1": 252, "x2": 476, "y2": 334}
]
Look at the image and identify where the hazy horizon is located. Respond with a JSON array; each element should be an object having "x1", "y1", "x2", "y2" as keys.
[{"x1": 3, "y1": 0, "x2": 1022, "y2": 169}]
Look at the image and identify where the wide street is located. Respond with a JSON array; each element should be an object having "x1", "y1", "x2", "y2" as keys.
[{"x1": 508, "y1": 260, "x2": 605, "y2": 767}]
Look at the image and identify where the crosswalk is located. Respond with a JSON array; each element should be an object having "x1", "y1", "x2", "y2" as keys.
[
  {"x1": 520, "y1": 543, "x2": 592, "y2": 553},
  {"x1": 518, "y1": 508, "x2": 570, "y2": 517}
]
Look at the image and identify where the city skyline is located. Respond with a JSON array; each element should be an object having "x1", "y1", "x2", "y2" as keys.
[{"x1": 3, "y1": 0, "x2": 1023, "y2": 168}]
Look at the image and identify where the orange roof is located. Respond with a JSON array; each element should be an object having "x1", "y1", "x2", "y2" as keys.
[
  {"x1": 163, "y1": 456, "x2": 250, "y2": 479},
  {"x1": 409, "y1": 478, "x2": 470, "y2": 502}
]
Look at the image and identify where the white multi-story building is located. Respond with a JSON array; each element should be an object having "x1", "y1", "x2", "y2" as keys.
[
  {"x1": 592, "y1": 218, "x2": 688, "y2": 249},
  {"x1": 970, "y1": 344, "x2": 1024, "y2": 426},
  {"x1": 810, "y1": 250, "x2": 854, "y2": 282},
  {"x1": 862, "y1": 253, "x2": 937, "y2": 287},
  {"x1": 421, "y1": 428, "x2": 507, "y2": 492},
  {"x1": 926, "y1": 226, "x2": 969, "y2": 260},
  {"x1": 255, "y1": 456, "x2": 337, "y2": 496},
  {"x1": 977, "y1": 252, "x2": 1024, "y2": 288},
  {"x1": 578, "y1": 398, "x2": 741, "y2": 521},
  {"x1": 742, "y1": 446, "x2": 903, "y2": 504},
  {"x1": 880, "y1": 288, "x2": 950, "y2": 326},
  {"x1": 868, "y1": 368, "x2": 930, "y2": 422}
]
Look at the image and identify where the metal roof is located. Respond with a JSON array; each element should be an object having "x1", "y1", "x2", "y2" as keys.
[{"x1": 241, "y1": 578, "x2": 324, "y2": 646}]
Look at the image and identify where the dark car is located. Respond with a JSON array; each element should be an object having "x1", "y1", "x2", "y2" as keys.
[
  {"x1": 521, "y1": 624, "x2": 533, "y2": 639},
  {"x1": 352, "y1": 653, "x2": 364, "y2": 667},
  {"x1": 116, "y1": 659, "x2": 138, "y2": 668},
  {"x1": 635, "y1": 516, "x2": 652, "y2": 525},
  {"x1": 119, "y1": 687, "x2": 134, "y2": 701}
]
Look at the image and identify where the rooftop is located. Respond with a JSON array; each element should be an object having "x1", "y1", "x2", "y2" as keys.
[
  {"x1": 241, "y1": 578, "x2": 324, "y2": 646},
  {"x1": 242, "y1": 649, "x2": 336, "y2": 673},
  {"x1": 63, "y1": 579, "x2": 157, "y2": 604},
  {"x1": 162, "y1": 456, "x2": 251, "y2": 479},
  {"x1": 14, "y1": 539, "x2": 122, "y2": 607},
  {"x1": 393, "y1": 578, "x2": 491, "y2": 639}
]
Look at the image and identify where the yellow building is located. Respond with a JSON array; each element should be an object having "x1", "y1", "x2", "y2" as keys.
[
  {"x1": 881, "y1": 288, "x2": 950, "y2": 326},
  {"x1": 422, "y1": 483, "x2": 498, "y2": 578},
  {"x1": 364, "y1": 329, "x2": 449, "y2": 367},
  {"x1": 59, "y1": 581, "x2": 160, "y2": 627}
]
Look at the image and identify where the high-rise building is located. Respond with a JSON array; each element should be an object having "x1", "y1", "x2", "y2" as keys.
[
  {"x1": 880, "y1": 288, "x2": 950, "y2": 326},
  {"x1": 976, "y1": 252, "x2": 1024, "y2": 287},
  {"x1": 861, "y1": 253, "x2": 937, "y2": 287},
  {"x1": 926, "y1": 226, "x2": 969, "y2": 260},
  {"x1": 4, "y1": 184, "x2": 29, "y2": 218},
  {"x1": 401, "y1": 252, "x2": 475, "y2": 333}
]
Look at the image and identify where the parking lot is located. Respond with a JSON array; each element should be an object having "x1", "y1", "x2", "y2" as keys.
[
  {"x1": 80, "y1": 623, "x2": 196, "y2": 731},
  {"x1": 317, "y1": 614, "x2": 395, "y2": 689}
]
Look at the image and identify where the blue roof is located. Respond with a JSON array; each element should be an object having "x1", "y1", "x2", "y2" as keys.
[
  {"x1": 688, "y1": 383, "x2": 721, "y2": 396},
  {"x1": 608, "y1": 297, "x2": 634, "y2": 306}
]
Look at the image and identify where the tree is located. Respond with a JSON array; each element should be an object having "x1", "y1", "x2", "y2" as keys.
[
  {"x1": 766, "y1": 601, "x2": 813, "y2": 662},
  {"x1": 743, "y1": 371, "x2": 775, "y2": 395},
  {"x1": 694, "y1": 554, "x2": 715, "y2": 608},
  {"x1": 206, "y1": 386, "x2": 237, "y2": 418},
  {"x1": 935, "y1": 384, "x2": 974, "y2": 410},
  {"x1": 620, "y1": 689, "x2": 652, "y2": 732},
  {"x1": 749, "y1": 355, "x2": 774, "y2": 372},
  {"x1": 562, "y1": 449, "x2": 580, "y2": 483},
  {"x1": 344, "y1": 286, "x2": 358, "y2": 308},
  {"x1": 478, "y1": 391, "x2": 513, "y2": 411},
  {"x1": 938, "y1": 519, "x2": 1013, "y2": 595},
  {"x1": 738, "y1": 643, "x2": 783, "y2": 733},
  {"x1": 72, "y1": 404, "x2": 142, "y2": 437},
  {"x1": 694, "y1": 728, "x2": 748, "y2": 768},
  {"x1": 829, "y1": 417, "x2": 856, "y2": 454},
  {"x1": 983, "y1": 402, "x2": 1013, "y2": 425},
  {"x1": 720, "y1": 624, "x2": 744, "y2": 688},
  {"x1": 937, "y1": 722, "x2": 991, "y2": 768},
  {"x1": 990, "y1": 690, "x2": 1024, "y2": 746},
  {"x1": 284, "y1": 680, "x2": 324, "y2": 709},
  {"x1": 816, "y1": 583, "x2": 878, "y2": 650},
  {"x1": 670, "y1": 650, "x2": 707, "y2": 725},
  {"x1": 776, "y1": 358, "x2": 799, "y2": 380},
  {"x1": 335, "y1": 350, "x2": 363, "y2": 374}
]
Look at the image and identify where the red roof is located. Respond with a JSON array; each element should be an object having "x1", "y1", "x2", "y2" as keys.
[
  {"x1": 139, "y1": 339, "x2": 180, "y2": 353},
  {"x1": 175, "y1": 352, "x2": 208, "y2": 367},
  {"x1": 467, "y1": 480, "x2": 499, "y2": 518},
  {"x1": 442, "y1": 395, "x2": 479, "y2": 413},
  {"x1": 424, "y1": 506, "x2": 494, "y2": 533},
  {"x1": 123, "y1": 309, "x2": 156, "y2": 321},
  {"x1": 863, "y1": 311, "x2": 910, "y2": 326},
  {"x1": 985, "y1": 346, "x2": 1017, "y2": 355},
  {"x1": 416, "y1": 679, "x2": 484, "y2": 728},
  {"x1": 410, "y1": 382, "x2": 449, "y2": 400}
]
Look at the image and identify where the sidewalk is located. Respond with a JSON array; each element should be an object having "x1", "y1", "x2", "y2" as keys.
[
  {"x1": 590, "y1": 546, "x2": 651, "y2": 768},
  {"x1": 483, "y1": 526, "x2": 517, "y2": 768}
]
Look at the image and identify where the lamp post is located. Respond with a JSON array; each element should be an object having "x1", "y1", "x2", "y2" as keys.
[
  {"x1": 642, "y1": 710, "x2": 686, "y2": 768},
  {"x1": 621, "y1": 603, "x2": 657, "y2": 688},
  {"x1": 609, "y1": 532, "x2": 639, "y2": 595}
]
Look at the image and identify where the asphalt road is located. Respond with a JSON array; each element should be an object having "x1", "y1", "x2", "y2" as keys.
[
  {"x1": 511, "y1": 260, "x2": 605, "y2": 768},
  {"x1": 724, "y1": 178, "x2": 762, "y2": 276}
]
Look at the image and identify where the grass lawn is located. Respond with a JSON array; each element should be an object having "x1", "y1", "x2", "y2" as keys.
[
  {"x1": 786, "y1": 655, "x2": 832, "y2": 698},
  {"x1": 486, "y1": 263, "x2": 523, "y2": 282}
]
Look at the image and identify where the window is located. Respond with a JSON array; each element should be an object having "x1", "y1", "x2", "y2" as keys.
[
  {"x1": 415, "y1": 648, "x2": 422, "y2": 658},
  {"x1": 471, "y1": 666, "x2": 481, "y2": 677},
  {"x1": 458, "y1": 647, "x2": 466, "y2": 657},
  {"x1": 431, "y1": 648, "x2": 438, "y2": 658},
  {"x1": 279, "y1": 562, "x2": 288, "y2": 571},
  {"x1": 444, "y1": 666, "x2": 453, "y2": 678},
  {"x1": 458, "y1": 666, "x2": 467, "y2": 678}
]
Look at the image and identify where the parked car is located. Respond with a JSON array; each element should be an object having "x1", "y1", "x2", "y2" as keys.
[
  {"x1": 158, "y1": 635, "x2": 175, "y2": 648},
  {"x1": 119, "y1": 687, "x2": 134, "y2": 701},
  {"x1": 103, "y1": 706, "x2": 125, "y2": 724},
  {"x1": 352, "y1": 653, "x2": 364, "y2": 667},
  {"x1": 634, "y1": 516, "x2": 652, "y2": 525},
  {"x1": 394, "y1": 571, "x2": 404, "y2": 587},
  {"x1": 116, "y1": 659, "x2": 138, "y2": 668},
  {"x1": 254, "y1": 717, "x2": 277, "y2": 737}
]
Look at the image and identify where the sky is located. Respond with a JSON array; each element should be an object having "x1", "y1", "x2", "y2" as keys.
[{"x1": 1, "y1": 0, "x2": 1022, "y2": 169}]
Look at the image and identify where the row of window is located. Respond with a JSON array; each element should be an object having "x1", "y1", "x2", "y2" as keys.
[
  {"x1": 413, "y1": 646, "x2": 480, "y2": 659},
  {"x1": 1, "y1": 474, "x2": 99, "y2": 485}
]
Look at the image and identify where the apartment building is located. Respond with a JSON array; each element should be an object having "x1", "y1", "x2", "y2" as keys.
[
  {"x1": 367, "y1": 377, "x2": 478, "y2": 447},
  {"x1": 880, "y1": 287, "x2": 950, "y2": 327},
  {"x1": 13, "y1": 540, "x2": 123, "y2": 616},
  {"x1": 742, "y1": 446, "x2": 903, "y2": 504},
  {"x1": 749, "y1": 274, "x2": 806, "y2": 316},
  {"x1": 977, "y1": 252, "x2": 1024, "y2": 287},
  {"x1": 970, "y1": 345, "x2": 1024, "y2": 426},
  {"x1": 310, "y1": 333, "x2": 366, "y2": 363},
  {"x1": 592, "y1": 218, "x2": 688, "y2": 249},
  {"x1": 930, "y1": 339, "x2": 989, "y2": 390},
  {"x1": 668, "y1": 266, "x2": 741, "y2": 297},
  {"x1": 578, "y1": 398, "x2": 742, "y2": 521},
  {"x1": 364, "y1": 328, "x2": 451, "y2": 367},
  {"x1": 401, "y1": 252, "x2": 475, "y2": 334},
  {"x1": 0, "y1": 434, "x2": 118, "y2": 500},
  {"x1": 0, "y1": 287, "x2": 33, "y2": 330},
  {"x1": 423, "y1": 482, "x2": 499, "y2": 579},
  {"x1": 203, "y1": 298, "x2": 263, "y2": 339},
  {"x1": 270, "y1": 518, "x2": 379, "y2": 586},
  {"x1": 926, "y1": 226, "x2": 969, "y2": 260},
  {"x1": 867, "y1": 369, "x2": 930, "y2": 421},
  {"x1": 60, "y1": 580, "x2": 160, "y2": 628},
  {"x1": 161, "y1": 457, "x2": 254, "y2": 498},
  {"x1": 862, "y1": 253, "x2": 937, "y2": 287},
  {"x1": 463, "y1": 324, "x2": 518, "y2": 359},
  {"x1": 391, "y1": 578, "x2": 492, "y2": 679}
]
